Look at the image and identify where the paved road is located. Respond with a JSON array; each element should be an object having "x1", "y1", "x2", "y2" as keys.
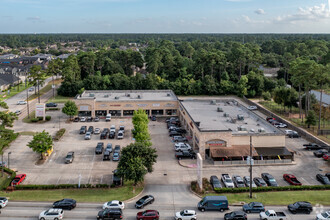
[{"x1": 1, "y1": 201, "x2": 327, "y2": 219}]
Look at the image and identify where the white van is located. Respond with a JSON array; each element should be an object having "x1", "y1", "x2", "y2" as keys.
[{"x1": 106, "y1": 114, "x2": 111, "y2": 122}]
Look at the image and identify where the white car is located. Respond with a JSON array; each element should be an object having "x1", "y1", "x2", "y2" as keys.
[
  {"x1": 285, "y1": 130, "x2": 293, "y2": 135},
  {"x1": 174, "y1": 143, "x2": 192, "y2": 152},
  {"x1": 15, "y1": 110, "x2": 21, "y2": 115},
  {"x1": 39, "y1": 208, "x2": 64, "y2": 220},
  {"x1": 110, "y1": 125, "x2": 116, "y2": 133},
  {"x1": 247, "y1": 105, "x2": 257, "y2": 110},
  {"x1": 317, "y1": 211, "x2": 330, "y2": 220},
  {"x1": 117, "y1": 131, "x2": 124, "y2": 139},
  {"x1": 94, "y1": 128, "x2": 101, "y2": 134},
  {"x1": 80, "y1": 117, "x2": 86, "y2": 122},
  {"x1": 175, "y1": 209, "x2": 196, "y2": 220},
  {"x1": 221, "y1": 174, "x2": 235, "y2": 188},
  {"x1": 17, "y1": 100, "x2": 27, "y2": 105},
  {"x1": 0, "y1": 197, "x2": 8, "y2": 208},
  {"x1": 102, "y1": 200, "x2": 125, "y2": 210},
  {"x1": 274, "y1": 123, "x2": 287, "y2": 128},
  {"x1": 84, "y1": 132, "x2": 91, "y2": 140}
]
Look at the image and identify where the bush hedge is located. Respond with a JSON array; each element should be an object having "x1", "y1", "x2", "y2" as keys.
[
  {"x1": 0, "y1": 129, "x2": 19, "y2": 153},
  {"x1": 15, "y1": 183, "x2": 109, "y2": 190},
  {"x1": 53, "y1": 128, "x2": 66, "y2": 141},
  {"x1": 191, "y1": 180, "x2": 330, "y2": 195},
  {"x1": 46, "y1": 108, "x2": 60, "y2": 111},
  {"x1": 0, "y1": 167, "x2": 17, "y2": 190},
  {"x1": 45, "y1": 116, "x2": 51, "y2": 121},
  {"x1": 31, "y1": 118, "x2": 39, "y2": 123}
]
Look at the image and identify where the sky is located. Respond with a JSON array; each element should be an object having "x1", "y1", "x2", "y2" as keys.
[{"x1": 0, "y1": 0, "x2": 330, "y2": 33}]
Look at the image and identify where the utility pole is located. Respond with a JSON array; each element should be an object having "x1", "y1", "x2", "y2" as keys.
[
  {"x1": 1, "y1": 154, "x2": 3, "y2": 177},
  {"x1": 249, "y1": 136, "x2": 253, "y2": 198},
  {"x1": 26, "y1": 73, "x2": 30, "y2": 119},
  {"x1": 52, "y1": 74, "x2": 55, "y2": 98}
]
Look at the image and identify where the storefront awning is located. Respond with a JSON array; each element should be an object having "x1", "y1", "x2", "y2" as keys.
[
  {"x1": 255, "y1": 147, "x2": 292, "y2": 157},
  {"x1": 210, "y1": 145, "x2": 259, "y2": 158}
]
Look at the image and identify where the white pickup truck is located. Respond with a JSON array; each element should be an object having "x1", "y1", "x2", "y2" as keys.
[{"x1": 259, "y1": 210, "x2": 287, "y2": 220}]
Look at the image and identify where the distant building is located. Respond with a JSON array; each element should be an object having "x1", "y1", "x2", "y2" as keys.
[
  {"x1": 0, "y1": 54, "x2": 19, "y2": 59},
  {"x1": 311, "y1": 90, "x2": 330, "y2": 107},
  {"x1": 0, "y1": 73, "x2": 21, "y2": 91}
]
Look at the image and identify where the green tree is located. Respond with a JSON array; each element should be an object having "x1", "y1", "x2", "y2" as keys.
[
  {"x1": 62, "y1": 101, "x2": 78, "y2": 120},
  {"x1": 28, "y1": 130, "x2": 53, "y2": 159},
  {"x1": 0, "y1": 101, "x2": 18, "y2": 128},
  {"x1": 236, "y1": 75, "x2": 248, "y2": 97},
  {"x1": 132, "y1": 109, "x2": 151, "y2": 146},
  {"x1": 29, "y1": 65, "x2": 46, "y2": 103},
  {"x1": 305, "y1": 110, "x2": 317, "y2": 128}
]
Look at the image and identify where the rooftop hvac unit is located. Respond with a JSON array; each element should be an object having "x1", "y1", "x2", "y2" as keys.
[
  {"x1": 223, "y1": 112, "x2": 229, "y2": 117},
  {"x1": 167, "y1": 93, "x2": 171, "y2": 96},
  {"x1": 104, "y1": 95, "x2": 109, "y2": 98},
  {"x1": 89, "y1": 93, "x2": 94, "y2": 97},
  {"x1": 230, "y1": 117, "x2": 237, "y2": 124},
  {"x1": 126, "y1": 93, "x2": 130, "y2": 97},
  {"x1": 250, "y1": 129, "x2": 255, "y2": 133},
  {"x1": 137, "y1": 95, "x2": 141, "y2": 99},
  {"x1": 238, "y1": 125, "x2": 247, "y2": 131},
  {"x1": 114, "y1": 96, "x2": 119, "y2": 99},
  {"x1": 217, "y1": 107, "x2": 223, "y2": 112},
  {"x1": 258, "y1": 128, "x2": 266, "y2": 133},
  {"x1": 237, "y1": 114, "x2": 244, "y2": 121},
  {"x1": 210, "y1": 100, "x2": 216, "y2": 105}
]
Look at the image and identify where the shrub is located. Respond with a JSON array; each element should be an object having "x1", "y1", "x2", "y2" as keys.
[
  {"x1": 15, "y1": 183, "x2": 109, "y2": 190},
  {"x1": 53, "y1": 128, "x2": 66, "y2": 141},
  {"x1": 31, "y1": 118, "x2": 39, "y2": 123},
  {"x1": 45, "y1": 116, "x2": 51, "y2": 121},
  {"x1": 37, "y1": 117, "x2": 43, "y2": 121},
  {"x1": 0, "y1": 168, "x2": 16, "y2": 190},
  {"x1": 0, "y1": 129, "x2": 19, "y2": 154},
  {"x1": 262, "y1": 91, "x2": 272, "y2": 101}
]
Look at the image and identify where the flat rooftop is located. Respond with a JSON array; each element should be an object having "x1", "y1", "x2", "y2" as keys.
[
  {"x1": 77, "y1": 90, "x2": 177, "y2": 102},
  {"x1": 181, "y1": 99, "x2": 281, "y2": 135}
]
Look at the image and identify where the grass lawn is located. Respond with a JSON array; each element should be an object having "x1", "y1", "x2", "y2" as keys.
[
  {"x1": 0, "y1": 82, "x2": 33, "y2": 101},
  {"x1": 22, "y1": 111, "x2": 36, "y2": 123},
  {"x1": 47, "y1": 95, "x2": 73, "y2": 103},
  {"x1": 0, "y1": 184, "x2": 143, "y2": 202},
  {"x1": 206, "y1": 190, "x2": 330, "y2": 205},
  {"x1": 28, "y1": 79, "x2": 62, "y2": 101},
  {"x1": 19, "y1": 131, "x2": 37, "y2": 136}
]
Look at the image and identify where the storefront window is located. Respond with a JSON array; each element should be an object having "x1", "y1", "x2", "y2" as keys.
[
  {"x1": 151, "y1": 110, "x2": 164, "y2": 115},
  {"x1": 95, "y1": 110, "x2": 107, "y2": 116},
  {"x1": 123, "y1": 110, "x2": 134, "y2": 116},
  {"x1": 78, "y1": 111, "x2": 91, "y2": 116},
  {"x1": 109, "y1": 110, "x2": 122, "y2": 117},
  {"x1": 166, "y1": 109, "x2": 177, "y2": 115}
]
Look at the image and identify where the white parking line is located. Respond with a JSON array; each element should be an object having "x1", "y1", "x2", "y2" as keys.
[
  {"x1": 56, "y1": 175, "x2": 62, "y2": 184},
  {"x1": 100, "y1": 175, "x2": 103, "y2": 184}
]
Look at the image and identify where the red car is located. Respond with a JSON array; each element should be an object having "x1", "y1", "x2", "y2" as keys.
[
  {"x1": 136, "y1": 210, "x2": 159, "y2": 220},
  {"x1": 12, "y1": 174, "x2": 26, "y2": 186},
  {"x1": 323, "y1": 154, "x2": 329, "y2": 161},
  {"x1": 283, "y1": 174, "x2": 302, "y2": 186}
]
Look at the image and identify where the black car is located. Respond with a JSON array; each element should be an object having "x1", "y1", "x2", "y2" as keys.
[
  {"x1": 100, "y1": 132, "x2": 107, "y2": 140},
  {"x1": 95, "y1": 142, "x2": 104, "y2": 154},
  {"x1": 46, "y1": 102, "x2": 58, "y2": 107},
  {"x1": 135, "y1": 195, "x2": 154, "y2": 209},
  {"x1": 303, "y1": 143, "x2": 323, "y2": 150},
  {"x1": 288, "y1": 201, "x2": 313, "y2": 214},
  {"x1": 169, "y1": 130, "x2": 181, "y2": 137},
  {"x1": 261, "y1": 173, "x2": 278, "y2": 187},
  {"x1": 109, "y1": 131, "x2": 115, "y2": 139},
  {"x1": 87, "y1": 126, "x2": 94, "y2": 134},
  {"x1": 224, "y1": 211, "x2": 247, "y2": 220},
  {"x1": 326, "y1": 173, "x2": 330, "y2": 180},
  {"x1": 210, "y1": 175, "x2": 222, "y2": 190},
  {"x1": 73, "y1": 117, "x2": 80, "y2": 122},
  {"x1": 242, "y1": 202, "x2": 265, "y2": 213},
  {"x1": 253, "y1": 177, "x2": 267, "y2": 187},
  {"x1": 79, "y1": 126, "x2": 87, "y2": 134},
  {"x1": 316, "y1": 174, "x2": 330, "y2": 185},
  {"x1": 175, "y1": 149, "x2": 196, "y2": 160},
  {"x1": 151, "y1": 115, "x2": 156, "y2": 121},
  {"x1": 166, "y1": 117, "x2": 179, "y2": 123},
  {"x1": 114, "y1": 145, "x2": 121, "y2": 153},
  {"x1": 232, "y1": 175, "x2": 246, "y2": 188},
  {"x1": 53, "y1": 198, "x2": 76, "y2": 210},
  {"x1": 97, "y1": 208, "x2": 122, "y2": 220},
  {"x1": 288, "y1": 131, "x2": 300, "y2": 138},
  {"x1": 103, "y1": 151, "x2": 111, "y2": 161},
  {"x1": 87, "y1": 117, "x2": 93, "y2": 122},
  {"x1": 314, "y1": 149, "x2": 328, "y2": 157}
]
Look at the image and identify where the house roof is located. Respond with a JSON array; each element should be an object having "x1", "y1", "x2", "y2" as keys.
[{"x1": 0, "y1": 73, "x2": 20, "y2": 86}]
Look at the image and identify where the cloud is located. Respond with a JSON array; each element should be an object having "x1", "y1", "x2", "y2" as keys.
[
  {"x1": 26, "y1": 16, "x2": 40, "y2": 21},
  {"x1": 255, "y1": 9, "x2": 265, "y2": 15},
  {"x1": 274, "y1": 4, "x2": 330, "y2": 24}
]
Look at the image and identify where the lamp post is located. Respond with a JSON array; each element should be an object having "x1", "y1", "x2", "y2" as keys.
[
  {"x1": 249, "y1": 136, "x2": 253, "y2": 199},
  {"x1": 8, "y1": 152, "x2": 11, "y2": 170},
  {"x1": 1, "y1": 154, "x2": 3, "y2": 177},
  {"x1": 26, "y1": 72, "x2": 30, "y2": 119}
]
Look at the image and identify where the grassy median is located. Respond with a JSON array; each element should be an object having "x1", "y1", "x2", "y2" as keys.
[
  {"x1": 206, "y1": 190, "x2": 330, "y2": 205},
  {"x1": 0, "y1": 184, "x2": 143, "y2": 202}
]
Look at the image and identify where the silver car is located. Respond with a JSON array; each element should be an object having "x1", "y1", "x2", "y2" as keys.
[
  {"x1": 94, "y1": 128, "x2": 101, "y2": 134},
  {"x1": 175, "y1": 210, "x2": 196, "y2": 220},
  {"x1": 39, "y1": 208, "x2": 64, "y2": 220},
  {"x1": 85, "y1": 132, "x2": 91, "y2": 140}
]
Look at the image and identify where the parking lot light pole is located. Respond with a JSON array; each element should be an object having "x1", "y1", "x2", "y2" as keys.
[
  {"x1": 249, "y1": 136, "x2": 253, "y2": 199},
  {"x1": 8, "y1": 152, "x2": 11, "y2": 170},
  {"x1": 1, "y1": 154, "x2": 3, "y2": 177}
]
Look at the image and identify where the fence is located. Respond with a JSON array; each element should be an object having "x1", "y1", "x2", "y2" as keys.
[{"x1": 213, "y1": 159, "x2": 292, "y2": 166}]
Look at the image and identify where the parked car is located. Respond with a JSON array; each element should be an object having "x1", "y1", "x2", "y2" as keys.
[
  {"x1": 39, "y1": 208, "x2": 64, "y2": 220},
  {"x1": 52, "y1": 198, "x2": 76, "y2": 210},
  {"x1": 97, "y1": 208, "x2": 122, "y2": 220},
  {"x1": 0, "y1": 197, "x2": 8, "y2": 208},
  {"x1": 94, "y1": 128, "x2": 101, "y2": 134},
  {"x1": 303, "y1": 143, "x2": 323, "y2": 150},
  {"x1": 169, "y1": 130, "x2": 182, "y2": 137},
  {"x1": 174, "y1": 143, "x2": 192, "y2": 152},
  {"x1": 197, "y1": 196, "x2": 229, "y2": 212},
  {"x1": 316, "y1": 174, "x2": 330, "y2": 185},
  {"x1": 259, "y1": 210, "x2": 287, "y2": 220},
  {"x1": 247, "y1": 105, "x2": 257, "y2": 110},
  {"x1": 119, "y1": 126, "x2": 125, "y2": 133},
  {"x1": 46, "y1": 102, "x2": 58, "y2": 108},
  {"x1": 274, "y1": 122, "x2": 287, "y2": 128},
  {"x1": 221, "y1": 174, "x2": 235, "y2": 188},
  {"x1": 79, "y1": 126, "x2": 87, "y2": 134},
  {"x1": 285, "y1": 130, "x2": 293, "y2": 135},
  {"x1": 110, "y1": 125, "x2": 116, "y2": 133},
  {"x1": 326, "y1": 173, "x2": 330, "y2": 179},
  {"x1": 135, "y1": 195, "x2": 154, "y2": 209},
  {"x1": 65, "y1": 152, "x2": 74, "y2": 164},
  {"x1": 224, "y1": 211, "x2": 247, "y2": 220},
  {"x1": 266, "y1": 117, "x2": 276, "y2": 122},
  {"x1": 105, "y1": 114, "x2": 111, "y2": 122},
  {"x1": 28, "y1": 87, "x2": 34, "y2": 92},
  {"x1": 94, "y1": 117, "x2": 100, "y2": 122},
  {"x1": 137, "y1": 210, "x2": 159, "y2": 220},
  {"x1": 84, "y1": 132, "x2": 91, "y2": 140},
  {"x1": 95, "y1": 142, "x2": 104, "y2": 154},
  {"x1": 173, "y1": 136, "x2": 188, "y2": 143},
  {"x1": 323, "y1": 154, "x2": 329, "y2": 161},
  {"x1": 175, "y1": 209, "x2": 196, "y2": 220},
  {"x1": 288, "y1": 131, "x2": 300, "y2": 138},
  {"x1": 87, "y1": 117, "x2": 93, "y2": 122},
  {"x1": 114, "y1": 145, "x2": 120, "y2": 153},
  {"x1": 166, "y1": 117, "x2": 179, "y2": 123},
  {"x1": 243, "y1": 176, "x2": 257, "y2": 188},
  {"x1": 175, "y1": 149, "x2": 196, "y2": 159},
  {"x1": 80, "y1": 117, "x2": 86, "y2": 122},
  {"x1": 73, "y1": 117, "x2": 80, "y2": 122},
  {"x1": 232, "y1": 175, "x2": 246, "y2": 188},
  {"x1": 105, "y1": 143, "x2": 112, "y2": 153},
  {"x1": 117, "y1": 131, "x2": 124, "y2": 139},
  {"x1": 288, "y1": 201, "x2": 313, "y2": 214},
  {"x1": 15, "y1": 110, "x2": 21, "y2": 115},
  {"x1": 261, "y1": 173, "x2": 278, "y2": 187},
  {"x1": 314, "y1": 149, "x2": 328, "y2": 157},
  {"x1": 100, "y1": 132, "x2": 108, "y2": 140},
  {"x1": 210, "y1": 175, "x2": 222, "y2": 190},
  {"x1": 151, "y1": 115, "x2": 157, "y2": 121},
  {"x1": 102, "y1": 200, "x2": 125, "y2": 210},
  {"x1": 103, "y1": 151, "x2": 111, "y2": 161},
  {"x1": 243, "y1": 202, "x2": 265, "y2": 213},
  {"x1": 109, "y1": 131, "x2": 115, "y2": 139},
  {"x1": 17, "y1": 100, "x2": 27, "y2": 105},
  {"x1": 87, "y1": 126, "x2": 94, "y2": 134},
  {"x1": 12, "y1": 174, "x2": 26, "y2": 186},
  {"x1": 112, "y1": 152, "x2": 120, "y2": 161},
  {"x1": 253, "y1": 177, "x2": 268, "y2": 187},
  {"x1": 316, "y1": 211, "x2": 330, "y2": 220},
  {"x1": 283, "y1": 174, "x2": 302, "y2": 185}
]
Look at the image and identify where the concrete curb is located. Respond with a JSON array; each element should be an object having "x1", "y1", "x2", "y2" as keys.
[{"x1": 123, "y1": 185, "x2": 145, "y2": 203}]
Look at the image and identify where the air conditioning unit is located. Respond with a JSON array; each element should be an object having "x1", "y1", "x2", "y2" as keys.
[
  {"x1": 223, "y1": 113, "x2": 229, "y2": 117},
  {"x1": 238, "y1": 125, "x2": 247, "y2": 131},
  {"x1": 115, "y1": 96, "x2": 119, "y2": 99},
  {"x1": 217, "y1": 107, "x2": 223, "y2": 112},
  {"x1": 210, "y1": 100, "x2": 216, "y2": 105},
  {"x1": 258, "y1": 128, "x2": 266, "y2": 133},
  {"x1": 137, "y1": 95, "x2": 141, "y2": 99},
  {"x1": 167, "y1": 93, "x2": 171, "y2": 96},
  {"x1": 237, "y1": 114, "x2": 244, "y2": 121},
  {"x1": 89, "y1": 93, "x2": 94, "y2": 97},
  {"x1": 104, "y1": 95, "x2": 109, "y2": 98}
]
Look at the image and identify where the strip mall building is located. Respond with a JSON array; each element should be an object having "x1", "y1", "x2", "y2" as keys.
[{"x1": 75, "y1": 90, "x2": 292, "y2": 163}]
